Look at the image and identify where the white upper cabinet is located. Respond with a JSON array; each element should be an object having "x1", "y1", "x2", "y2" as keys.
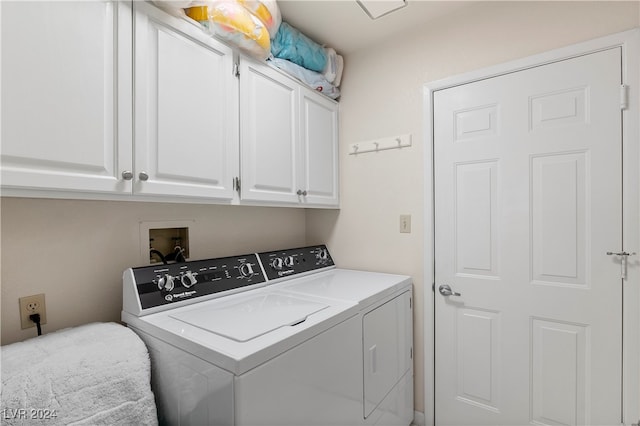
[
  {"x1": 300, "y1": 87, "x2": 339, "y2": 207},
  {"x1": 133, "y1": 2, "x2": 238, "y2": 200},
  {"x1": 240, "y1": 61, "x2": 339, "y2": 207},
  {"x1": 240, "y1": 60, "x2": 299, "y2": 204},
  {"x1": 1, "y1": 0, "x2": 133, "y2": 194}
]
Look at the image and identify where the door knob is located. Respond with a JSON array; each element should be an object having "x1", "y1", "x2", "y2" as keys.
[
  {"x1": 121, "y1": 170, "x2": 134, "y2": 180},
  {"x1": 438, "y1": 284, "x2": 461, "y2": 297},
  {"x1": 138, "y1": 171, "x2": 149, "y2": 181}
]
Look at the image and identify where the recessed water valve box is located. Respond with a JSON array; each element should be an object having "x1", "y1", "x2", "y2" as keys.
[{"x1": 149, "y1": 227, "x2": 190, "y2": 264}]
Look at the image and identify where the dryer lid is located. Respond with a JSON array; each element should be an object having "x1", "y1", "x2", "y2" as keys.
[{"x1": 170, "y1": 293, "x2": 329, "y2": 342}]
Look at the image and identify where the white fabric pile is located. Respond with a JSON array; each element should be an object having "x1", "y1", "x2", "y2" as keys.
[{"x1": 1, "y1": 322, "x2": 157, "y2": 425}]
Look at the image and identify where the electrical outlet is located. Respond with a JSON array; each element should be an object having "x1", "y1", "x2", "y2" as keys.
[
  {"x1": 400, "y1": 215, "x2": 411, "y2": 233},
  {"x1": 19, "y1": 294, "x2": 47, "y2": 330}
]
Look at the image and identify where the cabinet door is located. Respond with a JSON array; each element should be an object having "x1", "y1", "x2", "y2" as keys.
[
  {"x1": 240, "y1": 61, "x2": 299, "y2": 204},
  {"x1": 134, "y1": 3, "x2": 238, "y2": 200},
  {"x1": 1, "y1": 1, "x2": 133, "y2": 194},
  {"x1": 299, "y1": 88, "x2": 339, "y2": 207}
]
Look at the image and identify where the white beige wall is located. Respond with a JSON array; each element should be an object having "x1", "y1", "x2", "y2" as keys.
[
  {"x1": 1, "y1": 198, "x2": 306, "y2": 344},
  {"x1": 306, "y1": 1, "x2": 640, "y2": 415}
]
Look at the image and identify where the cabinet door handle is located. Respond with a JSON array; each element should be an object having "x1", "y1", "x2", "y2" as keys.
[
  {"x1": 138, "y1": 171, "x2": 149, "y2": 181},
  {"x1": 121, "y1": 171, "x2": 134, "y2": 180},
  {"x1": 297, "y1": 189, "x2": 308, "y2": 196}
]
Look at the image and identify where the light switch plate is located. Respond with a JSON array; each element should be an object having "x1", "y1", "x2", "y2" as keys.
[{"x1": 400, "y1": 215, "x2": 411, "y2": 233}]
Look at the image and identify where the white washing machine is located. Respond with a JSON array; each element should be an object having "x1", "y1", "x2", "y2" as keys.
[{"x1": 121, "y1": 245, "x2": 413, "y2": 426}]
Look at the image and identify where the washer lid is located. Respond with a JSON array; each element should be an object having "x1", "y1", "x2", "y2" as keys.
[{"x1": 170, "y1": 293, "x2": 329, "y2": 342}]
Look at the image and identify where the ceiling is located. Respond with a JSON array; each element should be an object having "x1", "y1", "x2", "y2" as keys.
[{"x1": 277, "y1": 1, "x2": 474, "y2": 55}]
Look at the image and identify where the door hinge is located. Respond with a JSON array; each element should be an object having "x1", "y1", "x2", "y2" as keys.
[
  {"x1": 233, "y1": 61, "x2": 240, "y2": 78},
  {"x1": 409, "y1": 297, "x2": 412, "y2": 309},
  {"x1": 233, "y1": 177, "x2": 241, "y2": 194},
  {"x1": 620, "y1": 84, "x2": 629, "y2": 110}
]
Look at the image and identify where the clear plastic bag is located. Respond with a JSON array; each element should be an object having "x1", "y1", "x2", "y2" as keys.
[
  {"x1": 238, "y1": 0, "x2": 281, "y2": 37},
  {"x1": 208, "y1": 0, "x2": 270, "y2": 60}
]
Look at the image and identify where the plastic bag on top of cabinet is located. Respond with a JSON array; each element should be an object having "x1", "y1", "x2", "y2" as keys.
[
  {"x1": 207, "y1": 0, "x2": 271, "y2": 60},
  {"x1": 237, "y1": 0, "x2": 281, "y2": 37},
  {"x1": 153, "y1": 0, "x2": 195, "y2": 17},
  {"x1": 271, "y1": 22, "x2": 327, "y2": 72},
  {"x1": 321, "y1": 47, "x2": 344, "y2": 86},
  {"x1": 155, "y1": 0, "x2": 271, "y2": 61},
  {"x1": 269, "y1": 57, "x2": 340, "y2": 100}
]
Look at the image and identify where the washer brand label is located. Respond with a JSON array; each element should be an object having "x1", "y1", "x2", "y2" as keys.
[{"x1": 165, "y1": 291, "x2": 196, "y2": 302}]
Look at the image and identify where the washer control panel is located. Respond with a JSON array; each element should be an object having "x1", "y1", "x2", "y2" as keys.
[
  {"x1": 132, "y1": 253, "x2": 265, "y2": 310},
  {"x1": 258, "y1": 245, "x2": 335, "y2": 281}
]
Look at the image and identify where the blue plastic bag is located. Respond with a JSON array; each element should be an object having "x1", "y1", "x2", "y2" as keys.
[{"x1": 271, "y1": 22, "x2": 327, "y2": 72}]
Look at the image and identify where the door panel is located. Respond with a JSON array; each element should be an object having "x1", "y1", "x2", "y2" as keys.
[
  {"x1": 455, "y1": 161, "x2": 499, "y2": 277},
  {"x1": 531, "y1": 318, "x2": 588, "y2": 426},
  {"x1": 435, "y1": 48, "x2": 622, "y2": 425},
  {"x1": 531, "y1": 153, "x2": 586, "y2": 286},
  {"x1": 455, "y1": 307, "x2": 501, "y2": 412}
]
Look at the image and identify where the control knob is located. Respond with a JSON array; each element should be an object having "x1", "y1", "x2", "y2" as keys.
[
  {"x1": 271, "y1": 257, "x2": 284, "y2": 270},
  {"x1": 181, "y1": 271, "x2": 198, "y2": 288},
  {"x1": 239, "y1": 263, "x2": 255, "y2": 278},
  {"x1": 284, "y1": 256, "x2": 295, "y2": 267},
  {"x1": 316, "y1": 248, "x2": 329, "y2": 262},
  {"x1": 157, "y1": 274, "x2": 175, "y2": 292}
]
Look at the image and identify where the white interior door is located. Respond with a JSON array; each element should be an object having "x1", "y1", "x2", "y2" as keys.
[{"x1": 434, "y1": 47, "x2": 623, "y2": 425}]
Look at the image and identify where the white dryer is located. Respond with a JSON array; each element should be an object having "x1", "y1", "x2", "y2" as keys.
[{"x1": 121, "y1": 245, "x2": 413, "y2": 426}]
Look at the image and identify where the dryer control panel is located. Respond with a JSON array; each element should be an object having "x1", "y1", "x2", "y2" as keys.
[{"x1": 258, "y1": 245, "x2": 335, "y2": 281}]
